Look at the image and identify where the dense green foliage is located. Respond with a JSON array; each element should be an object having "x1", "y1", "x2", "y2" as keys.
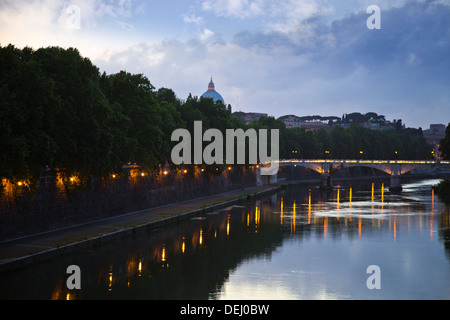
[
  {"x1": 436, "y1": 124, "x2": 450, "y2": 202},
  {"x1": 439, "y1": 123, "x2": 450, "y2": 160},
  {"x1": 279, "y1": 124, "x2": 432, "y2": 160},
  {"x1": 0, "y1": 45, "x2": 434, "y2": 185}
]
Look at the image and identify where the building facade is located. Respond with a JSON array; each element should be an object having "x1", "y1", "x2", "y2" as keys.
[{"x1": 423, "y1": 124, "x2": 446, "y2": 159}]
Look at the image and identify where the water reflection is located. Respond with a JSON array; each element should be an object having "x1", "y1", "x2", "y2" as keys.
[{"x1": 0, "y1": 179, "x2": 449, "y2": 300}]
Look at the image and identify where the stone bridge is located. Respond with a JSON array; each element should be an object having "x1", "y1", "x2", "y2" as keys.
[{"x1": 259, "y1": 159, "x2": 450, "y2": 191}]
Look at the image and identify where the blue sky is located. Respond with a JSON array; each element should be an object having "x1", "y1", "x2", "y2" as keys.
[{"x1": 1, "y1": 0, "x2": 449, "y2": 128}]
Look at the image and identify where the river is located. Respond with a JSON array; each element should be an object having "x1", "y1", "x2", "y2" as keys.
[{"x1": 0, "y1": 178, "x2": 449, "y2": 300}]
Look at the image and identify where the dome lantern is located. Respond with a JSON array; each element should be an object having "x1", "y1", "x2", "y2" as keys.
[{"x1": 201, "y1": 77, "x2": 224, "y2": 104}]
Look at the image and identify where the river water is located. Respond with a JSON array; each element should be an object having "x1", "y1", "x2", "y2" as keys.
[{"x1": 1, "y1": 178, "x2": 449, "y2": 300}]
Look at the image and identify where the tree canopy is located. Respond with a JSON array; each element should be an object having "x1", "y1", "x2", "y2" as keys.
[{"x1": 439, "y1": 123, "x2": 450, "y2": 160}]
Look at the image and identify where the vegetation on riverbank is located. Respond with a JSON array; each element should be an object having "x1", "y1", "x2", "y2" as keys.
[
  {"x1": 0, "y1": 45, "x2": 434, "y2": 193},
  {"x1": 436, "y1": 124, "x2": 450, "y2": 203},
  {"x1": 436, "y1": 178, "x2": 450, "y2": 203}
]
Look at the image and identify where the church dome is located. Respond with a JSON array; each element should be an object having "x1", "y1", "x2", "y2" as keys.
[{"x1": 201, "y1": 78, "x2": 224, "y2": 104}]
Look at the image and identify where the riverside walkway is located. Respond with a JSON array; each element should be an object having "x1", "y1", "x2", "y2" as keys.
[{"x1": 0, "y1": 185, "x2": 281, "y2": 274}]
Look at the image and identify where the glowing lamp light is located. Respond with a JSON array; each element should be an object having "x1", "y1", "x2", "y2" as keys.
[{"x1": 163, "y1": 171, "x2": 169, "y2": 176}]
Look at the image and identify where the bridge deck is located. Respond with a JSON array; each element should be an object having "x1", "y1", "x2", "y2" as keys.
[{"x1": 277, "y1": 159, "x2": 450, "y2": 165}]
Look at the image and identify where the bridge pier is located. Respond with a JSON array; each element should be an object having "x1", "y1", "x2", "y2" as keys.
[
  {"x1": 256, "y1": 166, "x2": 263, "y2": 186},
  {"x1": 256, "y1": 166, "x2": 278, "y2": 185},
  {"x1": 320, "y1": 173, "x2": 333, "y2": 190},
  {"x1": 389, "y1": 164, "x2": 402, "y2": 192},
  {"x1": 319, "y1": 163, "x2": 333, "y2": 190},
  {"x1": 389, "y1": 175, "x2": 402, "y2": 192},
  {"x1": 270, "y1": 173, "x2": 278, "y2": 184}
]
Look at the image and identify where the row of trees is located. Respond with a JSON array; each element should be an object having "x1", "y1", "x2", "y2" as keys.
[
  {"x1": 436, "y1": 124, "x2": 450, "y2": 202},
  {"x1": 439, "y1": 124, "x2": 450, "y2": 161},
  {"x1": 0, "y1": 45, "x2": 435, "y2": 190},
  {"x1": 278, "y1": 122, "x2": 432, "y2": 160}
]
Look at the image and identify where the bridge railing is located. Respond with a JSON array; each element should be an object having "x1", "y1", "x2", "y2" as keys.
[{"x1": 274, "y1": 159, "x2": 449, "y2": 165}]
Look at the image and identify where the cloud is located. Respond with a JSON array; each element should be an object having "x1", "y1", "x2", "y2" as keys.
[
  {"x1": 183, "y1": 13, "x2": 205, "y2": 25},
  {"x1": 201, "y1": 0, "x2": 264, "y2": 19},
  {"x1": 0, "y1": 0, "x2": 149, "y2": 60},
  {"x1": 267, "y1": 0, "x2": 332, "y2": 34},
  {"x1": 200, "y1": 28, "x2": 215, "y2": 42}
]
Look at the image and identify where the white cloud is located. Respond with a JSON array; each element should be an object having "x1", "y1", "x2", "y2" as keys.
[
  {"x1": 201, "y1": 0, "x2": 264, "y2": 19},
  {"x1": 183, "y1": 13, "x2": 205, "y2": 25},
  {"x1": 0, "y1": 0, "x2": 147, "y2": 60},
  {"x1": 200, "y1": 28, "x2": 215, "y2": 42}
]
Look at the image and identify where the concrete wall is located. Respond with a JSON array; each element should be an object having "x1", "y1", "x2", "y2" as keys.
[{"x1": 0, "y1": 166, "x2": 258, "y2": 241}]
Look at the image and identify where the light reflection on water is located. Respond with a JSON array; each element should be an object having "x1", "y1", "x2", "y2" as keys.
[
  {"x1": 0, "y1": 179, "x2": 449, "y2": 300},
  {"x1": 215, "y1": 179, "x2": 450, "y2": 300}
]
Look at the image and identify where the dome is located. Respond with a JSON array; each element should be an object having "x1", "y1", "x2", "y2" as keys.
[{"x1": 201, "y1": 78, "x2": 224, "y2": 104}]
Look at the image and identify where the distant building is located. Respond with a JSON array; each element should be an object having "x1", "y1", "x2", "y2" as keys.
[
  {"x1": 231, "y1": 111, "x2": 268, "y2": 125},
  {"x1": 423, "y1": 124, "x2": 446, "y2": 159},
  {"x1": 278, "y1": 115, "x2": 328, "y2": 131},
  {"x1": 278, "y1": 115, "x2": 302, "y2": 128}
]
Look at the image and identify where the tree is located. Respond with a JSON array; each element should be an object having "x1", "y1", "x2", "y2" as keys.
[
  {"x1": 0, "y1": 45, "x2": 60, "y2": 184},
  {"x1": 330, "y1": 126, "x2": 354, "y2": 159},
  {"x1": 103, "y1": 71, "x2": 164, "y2": 170},
  {"x1": 32, "y1": 46, "x2": 122, "y2": 179},
  {"x1": 440, "y1": 123, "x2": 450, "y2": 160}
]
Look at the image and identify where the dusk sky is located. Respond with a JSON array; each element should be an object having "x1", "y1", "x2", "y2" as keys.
[{"x1": 1, "y1": 0, "x2": 449, "y2": 129}]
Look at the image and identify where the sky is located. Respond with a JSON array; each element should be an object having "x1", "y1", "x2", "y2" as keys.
[{"x1": 1, "y1": 0, "x2": 450, "y2": 129}]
